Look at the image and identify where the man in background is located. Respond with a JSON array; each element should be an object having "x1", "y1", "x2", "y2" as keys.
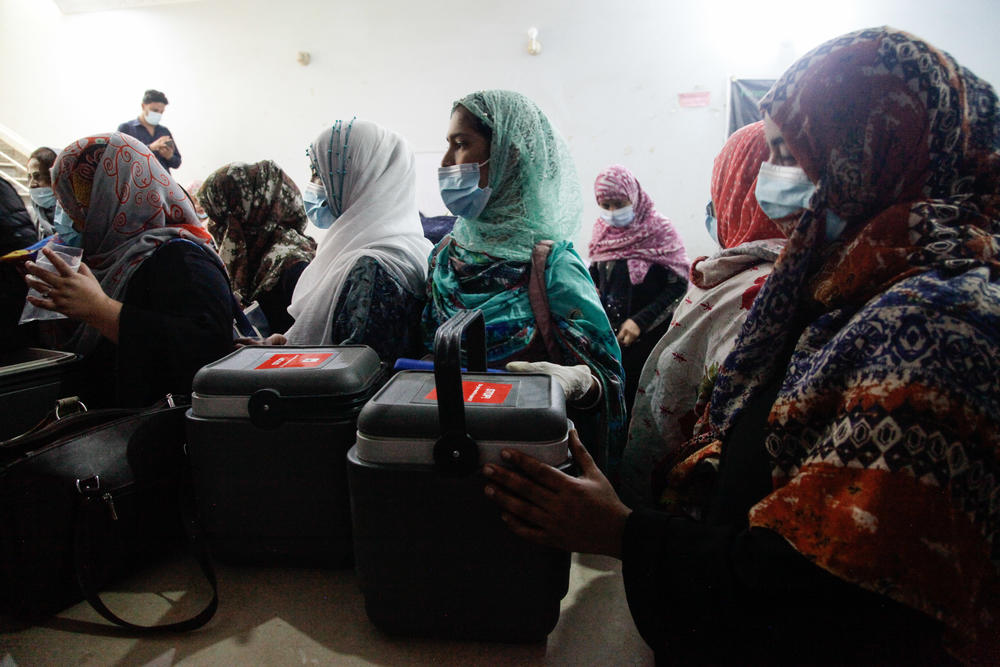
[{"x1": 117, "y1": 89, "x2": 181, "y2": 172}]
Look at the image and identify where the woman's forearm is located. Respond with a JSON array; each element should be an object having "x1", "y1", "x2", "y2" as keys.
[{"x1": 84, "y1": 296, "x2": 123, "y2": 344}]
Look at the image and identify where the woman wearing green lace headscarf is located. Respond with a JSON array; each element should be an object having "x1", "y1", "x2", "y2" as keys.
[{"x1": 423, "y1": 89, "x2": 626, "y2": 474}]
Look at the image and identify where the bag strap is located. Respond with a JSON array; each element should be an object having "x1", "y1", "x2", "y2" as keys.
[
  {"x1": 527, "y1": 240, "x2": 563, "y2": 364},
  {"x1": 2, "y1": 394, "x2": 189, "y2": 451},
  {"x1": 73, "y1": 479, "x2": 218, "y2": 633},
  {"x1": 0, "y1": 396, "x2": 89, "y2": 447},
  {"x1": 1, "y1": 402, "x2": 137, "y2": 451}
]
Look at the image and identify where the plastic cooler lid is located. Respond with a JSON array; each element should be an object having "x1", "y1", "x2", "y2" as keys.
[
  {"x1": 356, "y1": 370, "x2": 567, "y2": 442},
  {"x1": 192, "y1": 346, "x2": 383, "y2": 398}
]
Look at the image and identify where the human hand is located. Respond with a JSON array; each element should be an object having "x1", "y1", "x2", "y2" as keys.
[
  {"x1": 149, "y1": 137, "x2": 174, "y2": 158},
  {"x1": 506, "y1": 361, "x2": 596, "y2": 402},
  {"x1": 616, "y1": 318, "x2": 641, "y2": 347},
  {"x1": 25, "y1": 247, "x2": 122, "y2": 341},
  {"x1": 234, "y1": 333, "x2": 287, "y2": 348},
  {"x1": 483, "y1": 429, "x2": 631, "y2": 557},
  {"x1": 11, "y1": 255, "x2": 31, "y2": 277}
]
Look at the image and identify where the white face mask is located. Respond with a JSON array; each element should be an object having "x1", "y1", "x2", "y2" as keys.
[
  {"x1": 145, "y1": 110, "x2": 163, "y2": 125},
  {"x1": 598, "y1": 205, "x2": 635, "y2": 228}
]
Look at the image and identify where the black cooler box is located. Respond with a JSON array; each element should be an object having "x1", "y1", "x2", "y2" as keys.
[
  {"x1": 186, "y1": 345, "x2": 386, "y2": 565},
  {"x1": 348, "y1": 310, "x2": 573, "y2": 642},
  {"x1": 0, "y1": 348, "x2": 80, "y2": 441}
]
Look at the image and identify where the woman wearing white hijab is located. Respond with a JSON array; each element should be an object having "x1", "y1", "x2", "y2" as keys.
[{"x1": 284, "y1": 119, "x2": 432, "y2": 364}]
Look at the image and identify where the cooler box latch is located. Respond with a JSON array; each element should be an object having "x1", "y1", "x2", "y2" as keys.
[{"x1": 248, "y1": 388, "x2": 284, "y2": 429}]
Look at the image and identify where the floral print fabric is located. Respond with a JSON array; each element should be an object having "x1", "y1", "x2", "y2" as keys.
[{"x1": 199, "y1": 160, "x2": 316, "y2": 305}]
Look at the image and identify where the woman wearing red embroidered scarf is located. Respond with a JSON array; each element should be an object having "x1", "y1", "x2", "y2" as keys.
[
  {"x1": 588, "y1": 165, "x2": 689, "y2": 412},
  {"x1": 24, "y1": 133, "x2": 235, "y2": 408},
  {"x1": 481, "y1": 27, "x2": 1000, "y2": 663},
  {"x1": 622, "y1": 121, "x2": 788, "y2": 509}
]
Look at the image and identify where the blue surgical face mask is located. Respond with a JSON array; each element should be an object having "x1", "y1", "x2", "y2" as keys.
[
  {"x1": 30, "y1": 187, "x2": 56, "y2": 209},
  {"x1": 705, "y1": 214, "x2": 719, "y2": 244},
  {"x1": 145, "y1": 110, "x2": 162, "y2": 125},
  {"x1": 824, "y1": 212, "x2": 847, "y2": 242},
  {"x1": 755, "y1": 162, "x2": 848, "y2": 242},
  {"x1": 599, "y1": 205, "x2": 635, "y2": 228},
  {"x1": 704, "y1": 200, "x2": 720, "y2": 244},
  {"x1": 755, "y1": 162, "x2": 814, "y2": 220},
  {"x1": 52, "y1": 205, "x2": 82, "y2": 248},
  {"x1": 438, "y1": 160, "x2": 491, "y2": 219},
  {"x1": 303, "y1": 181, "x2": 337, "y2": 229}
]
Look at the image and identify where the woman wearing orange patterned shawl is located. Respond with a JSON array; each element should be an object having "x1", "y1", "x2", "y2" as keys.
[
  {"x1": 25, "y1": 133, "x2": 234, "y2": 407},
  {"x1": 481, "y1": 27, "x2": 999, "y2": 664}
]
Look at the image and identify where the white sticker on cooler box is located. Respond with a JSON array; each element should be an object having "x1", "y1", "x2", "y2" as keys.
[
  {"x1": 254, "y1": 353, "x2": 334, "y2": 370},
  {"x1": 425, "y1": 381, "x2": 513, "y2": 404}
]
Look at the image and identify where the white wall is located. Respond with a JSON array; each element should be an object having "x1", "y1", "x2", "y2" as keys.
[{"x1": 3, "y1": 0, "x2": 999, "y2": 260}]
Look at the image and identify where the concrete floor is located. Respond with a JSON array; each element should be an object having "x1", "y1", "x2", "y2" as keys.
[{"x1": 1, "y1": 553, "x2": 652, "y2": 666}]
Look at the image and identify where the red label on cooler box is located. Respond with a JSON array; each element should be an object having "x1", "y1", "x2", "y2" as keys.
[
  {"x1": 255, "y1": 353, "x2": 334, "y2": 370},
  {"x1": 426, "y1": 381, "x2": 513, "y2": 404}
]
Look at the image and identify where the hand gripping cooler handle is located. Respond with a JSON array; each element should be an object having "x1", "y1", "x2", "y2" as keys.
[{"x1": 432, "y1": 309, "x2": 487, "y2": 475}]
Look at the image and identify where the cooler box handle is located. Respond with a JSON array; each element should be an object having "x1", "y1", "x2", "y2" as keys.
[{"x1": 432, "y1": 309, "x2": 487, "y2": 475}]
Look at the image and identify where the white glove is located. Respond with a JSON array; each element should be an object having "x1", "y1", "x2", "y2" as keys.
[{"x1": 505, "y1": 361, "x2": 597, "y2": 403}]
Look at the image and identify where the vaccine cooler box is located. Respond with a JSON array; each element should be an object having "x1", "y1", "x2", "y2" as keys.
[
  {"x1": 348, "y1": 310, "x2": 573, "y2": 642},
  {"x1": 186, "y1": 345, "x2": 386, "y2": 565}
]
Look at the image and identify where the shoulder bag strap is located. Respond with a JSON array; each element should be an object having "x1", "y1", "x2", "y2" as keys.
[
  {"x1": 527, "y1": 240, "x2": 564, "y2": 364},
  {"x1": 2, "y1": 394, "x2": 190, "y2": 451},
  {"x1": 73, "y1": 490, "x2": 218, "y2": 633},
  {"x1": 1, "y1": 401, "x2": 137, "y2": 451},
  {"x1": 69, "y1": 399, "x2": 215, "y2": 632}
]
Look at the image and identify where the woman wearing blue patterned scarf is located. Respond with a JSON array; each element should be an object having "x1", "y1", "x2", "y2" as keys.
[{"x1": 480, "y1": 28, "x2": 1000, "y2": 663}]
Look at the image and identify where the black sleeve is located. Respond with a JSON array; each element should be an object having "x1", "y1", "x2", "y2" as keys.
[
  {"x1": 629, "y1": 265, "x2": 686, "y2": 332},
  {"x1": 589, "y1": 263, "x2": 600, "y2": 290},
  {"x1": 621, "y1": 509, "x2": 953, "y2": 663},
  {"x1": 0, "y1": 178, "x2": 37, "y2": 255},
  {"x1": 620, "y1": 346, "x2": 953, "y2": 663},
  {"x1": 257, "y1": 261, "x2": 308, "y2": 335},
  {"x1": 116, "y1": 242, "x2": 233, "y2": 406}
]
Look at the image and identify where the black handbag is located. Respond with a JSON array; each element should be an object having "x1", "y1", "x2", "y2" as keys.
[{"x1": 0, "y1": 396, "x2": 217, "y2": 631}]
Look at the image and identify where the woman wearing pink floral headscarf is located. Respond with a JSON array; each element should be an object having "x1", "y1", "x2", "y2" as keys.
[{"x1": 588, "y1": 165, "x2": 689, "y2": 412}]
